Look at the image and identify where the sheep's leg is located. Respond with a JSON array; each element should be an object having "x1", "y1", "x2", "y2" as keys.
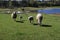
[
  {"x1": 13, "y1": 18, "x2": 16, "y2": 21},
  {"x1": 30, "y1": 20, "x2": 31, "y2": 23},
  {"x1": 38, "y1": 19, "x2": 40, "y2": 25},
  {"x1": 20, "y1": 16, "x2": 23, "y2": 21},
  {"x1": 38, "y1": 18, "x2": 42, "y2": 25},
  {"x1": 40, "y1": 16, "x2": 43, "y2": 25}
]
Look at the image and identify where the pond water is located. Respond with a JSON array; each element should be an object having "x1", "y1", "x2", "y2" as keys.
[{"x1": 38, "y1": 8, "x2": 60, "y2": 14}]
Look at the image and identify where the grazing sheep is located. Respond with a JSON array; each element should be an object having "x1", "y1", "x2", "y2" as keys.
[
  {"x1": 36, "y1": 13, "x2": 43, "y2": 25},
  {"x1": 19, "y1": 16, "x2": 23, "y2": 21},
  {"x1": 28, "y1": 16, "x2": 34, "y2": 23},
  {"x1": 11, "y1": 11, "x2": 17, "y2": 21}
]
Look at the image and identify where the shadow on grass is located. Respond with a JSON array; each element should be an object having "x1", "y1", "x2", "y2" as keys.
[
  {"x1": 17, "y1": 33, "x2": 25, "y2": 35},
  {"x1": 16, "y1": 20, "x2": 27, "y2": 23},
  {"x1": 33, "y1": 23, "x2": 38, "y2": 25},
  {"x1": 41, "y1": 24, "x2": 52, "y2": 27},
  {"x1": 33, "y1": 23, "x2": 52, "y2": 27},
  {"x1": 16, "y1": 21, "x2": 24, "y2": 23}
]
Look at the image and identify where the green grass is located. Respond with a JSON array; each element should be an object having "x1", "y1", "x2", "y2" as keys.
[{"x1": 0, "y1": 13, "x2": 60, "y2": 40}]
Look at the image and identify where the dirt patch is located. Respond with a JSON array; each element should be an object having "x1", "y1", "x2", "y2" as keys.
[
  {"x1": 55, "y1": 14, "x2": 60, "y2": 15},
  {"x1": 52, "y1": 14, "x2": 60, "y2": 16}
]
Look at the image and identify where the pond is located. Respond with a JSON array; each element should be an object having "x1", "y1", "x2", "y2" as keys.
[{"x1": 37, "y1": 8, "x2": 60, "y2": 14}]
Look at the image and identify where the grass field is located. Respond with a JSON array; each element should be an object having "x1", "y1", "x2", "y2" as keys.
[{"x1": 0, "y1": 12, "x2": 60, "y2": 40}]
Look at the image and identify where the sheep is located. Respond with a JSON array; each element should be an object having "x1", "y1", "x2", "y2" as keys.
[
  {"x1": 11, "y1": 11, "x2": 17, "y2": 21},
  {"x1": 19, "y1": 15, "x2": 23, "y2": 21},
  {"x1": 36, "y1": 13, "x2": 43, "y2": 25},
  {"x1": 28, "y1": 16, "x2": 34, "y2": 24}
]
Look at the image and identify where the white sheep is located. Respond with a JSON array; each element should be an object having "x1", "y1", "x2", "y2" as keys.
[
  {"x1": 11, "y1": 11, "x2": 17, "y2": 21},
  {"x1": 28, "y1": 16, "x2": 34, "y2": 23},
  {"x1": 36, "y1": 13, "x2": 43, "y2": 25}
]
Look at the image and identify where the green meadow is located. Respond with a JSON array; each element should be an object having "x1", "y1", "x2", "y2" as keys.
[{"x1": 0, "y1": 11, "x2": 60, "y2": 40}]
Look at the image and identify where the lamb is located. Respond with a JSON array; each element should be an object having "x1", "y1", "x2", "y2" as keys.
[
  {"x1": 11, "y1": 11, "x2": 17, "y2": 21},
  {"x1": 28, "y1": 16, "x2": 34, "y2": 24},
  {"x1": 36, "y1": 13, "x2": 43, "y2": 25}
]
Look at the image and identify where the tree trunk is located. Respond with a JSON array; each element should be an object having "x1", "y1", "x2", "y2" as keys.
[{"x1": 9, "y1": 0, "x2": 12, "y2": 8}]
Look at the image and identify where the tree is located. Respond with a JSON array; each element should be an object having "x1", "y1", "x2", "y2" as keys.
[
  {"x1": 9, "y1": 0, "x2": 12, "y2": 8},
  {"x1": 29, "y1": 0, "x2": 34, "y2": 6},
  {"x1": 0, "y1": 0, "x2": 3, "y2": 8}
]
